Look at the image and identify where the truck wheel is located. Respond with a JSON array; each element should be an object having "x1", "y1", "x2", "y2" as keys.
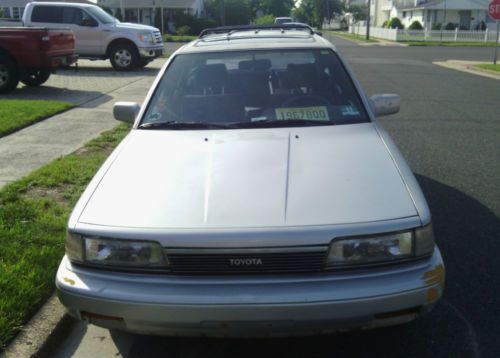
[
  {"x1": 109, "y1": 43, "x2": 138, "y2": 71},
  {"x1": 21, "y1": 69, "x2": 51, "y2": 87},
  {"x1": 0, "y1": 55, "x2": 19, "y2": 94}
]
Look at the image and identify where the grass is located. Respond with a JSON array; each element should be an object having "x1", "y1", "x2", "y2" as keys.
[
  {"x1": 473, "y1": 64, "x2": 500, "y2": 73},
  {"x1": 402, "y1": 41, "x2": 499, "y2": 47},
  {"x1": 0, "y1": 100, "x2": 73, "y2": 138},
  {"x1": 328, "y1": 31, "x2": 379, "y2": 43},
  {"x1": 163, "y1": 34, "x2": 197, "y2": 42},
  {"x1": 0, "y1": 124, "x2": 130, "y2": 351}
]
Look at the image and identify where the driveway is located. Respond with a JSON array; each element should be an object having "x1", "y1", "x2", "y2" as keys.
[{"x1": 0, "y1": 59, "x2": 167, "y2": 188}]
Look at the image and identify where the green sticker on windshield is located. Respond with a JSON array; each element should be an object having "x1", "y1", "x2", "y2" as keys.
[
  {"x1": 275, "y1": 106, "x2": 329, "y2": 121},
  {"x1": 340, "y1": 105, "x2": 360, "y2": 116}
]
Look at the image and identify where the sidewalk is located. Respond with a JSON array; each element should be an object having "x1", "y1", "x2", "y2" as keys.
[{"x1": 0, "y1": 73, "x2": 156, "y2": 189}]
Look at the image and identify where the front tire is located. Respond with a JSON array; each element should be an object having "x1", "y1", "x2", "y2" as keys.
[
  {"x1": 21, "y1": 69, "x2": 51, "y2": 87},
  {"x1": 109, "y1": 43, "x2": 139, "y2": 71},
  {"x1": 0, "y1": 55, "x2": 19, "y2": 94}
]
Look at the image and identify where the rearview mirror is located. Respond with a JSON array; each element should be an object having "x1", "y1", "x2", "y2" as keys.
[
  {"x1": 370, "y1": 94, "x2": 400, "y2": 117},
  {"x1": 113, "y1": 102, "x2": 140, "y2": 124}
]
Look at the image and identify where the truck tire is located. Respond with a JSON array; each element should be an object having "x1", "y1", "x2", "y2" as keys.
[
  {"x1": 109, "y1": 43, "x2": 139, "y2": 71},
  {"x1": 0, "y1": 55, "x2": 19, "y2": 93},
  {"x1": 21, "y1": 69, "x2": 51, "y2": 87}
]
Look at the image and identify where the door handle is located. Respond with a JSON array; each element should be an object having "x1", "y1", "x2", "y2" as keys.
[{"x1": 102, "y1": 29, "x2": 111, "y2": 32}]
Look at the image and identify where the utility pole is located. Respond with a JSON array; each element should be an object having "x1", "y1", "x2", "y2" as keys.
[
  {"x1": 366, "y1": 0, "x2": 371, "y2": 40},
  {"x1": 219, "y1": 0, "x2": 225, "y2": 26}
]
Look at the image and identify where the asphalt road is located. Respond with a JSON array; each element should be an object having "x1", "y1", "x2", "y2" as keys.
[{"x1": 54, "y1": 37, "x2": 500, "y2": 358}]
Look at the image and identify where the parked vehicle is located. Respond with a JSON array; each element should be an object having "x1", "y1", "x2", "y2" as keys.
[
  {"x1": 57, "y1": 24, "x2": 445, "y2": 337},
  {"x1": 274, "y1": 17, "x2": 294, "y2": 25},
  {"x1": 0, "y1": 27, "x2": 76, "y2": 93},
  {"x1": 22, "y1": 2, "x2": 164, "y2": 71}
]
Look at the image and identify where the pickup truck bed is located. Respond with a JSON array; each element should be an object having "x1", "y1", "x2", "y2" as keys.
[{"x1": 0, "y1": 27, "x2": 77, "y2": 93}]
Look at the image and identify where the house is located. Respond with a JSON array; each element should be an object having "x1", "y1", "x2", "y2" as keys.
[
  {"x1": 377, "y1": 0, "x2": 494, "y2": 30},
  {"x1": 97, "y1": 0, "x2": 205, "y2": 27}
]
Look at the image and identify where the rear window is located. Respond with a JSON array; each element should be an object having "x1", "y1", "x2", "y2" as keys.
[
  {"x1": 141, "y1": 49, "x2": 368, "y2": 129},
  {"x1": 31, "y1": 6, "x2": 61, "y2": 23}
]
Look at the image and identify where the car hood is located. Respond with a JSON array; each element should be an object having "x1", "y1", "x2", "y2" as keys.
[
  {"x1": 78, "y1": 123, "x2": 418, "y2": 229},
  {"x1": 114, "y1": 22, "x2": 158, "y2": 32}
]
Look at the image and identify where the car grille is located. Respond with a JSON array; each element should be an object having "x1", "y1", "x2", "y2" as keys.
[
  {"x1": 153, "y1": 31, "x2": 163, "y2": 44},
  {"x1": 165, "y1": 247, "x2": 328, "y2": 274}
]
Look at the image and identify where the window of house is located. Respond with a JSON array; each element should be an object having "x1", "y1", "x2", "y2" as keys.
[
  {"x1": 1, "y1": 7, "x2": 11, "y2": 18},
  {"x1": 403, "y1": 11, "x2": 406, "y2": 18}
]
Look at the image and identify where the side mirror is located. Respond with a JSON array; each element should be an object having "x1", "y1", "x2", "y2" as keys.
[
  {"x1": 370, "y1": 94, "x2": 400, "y2": 117},
  {"x1": 315, "y1": 30, "x2": 323, "y2": 36},
  {"x1": 80, "y1": 18, "x2": 97, "y2": 27},
  {"x1": 113, "y1": 102, "x2": 140, "y2": 124}
]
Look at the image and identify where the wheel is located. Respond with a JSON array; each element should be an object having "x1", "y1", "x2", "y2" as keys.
[
  {"x1": 0, "y1": 55, "x2": 19, "y2": 93},
  {"x1": 109, "y1": 43, "x2": 139, "y2": 71},
  {"x1": 21, "y1": 69, "x2": 51, "y2": 87},
  {"x1": 136, "y1": 58, "x2": 151, "y2": 68}
]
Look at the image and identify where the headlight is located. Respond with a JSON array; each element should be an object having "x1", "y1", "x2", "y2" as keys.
[
  {"x1": 138, "y1": 33, "x2": 153, "y2": 43},
  {"x1": 65, "y1": 232, "x2": 168, "y2": 269},
  {"x1": 327, "y1": 225, "x2": 434, "y2": 266}
]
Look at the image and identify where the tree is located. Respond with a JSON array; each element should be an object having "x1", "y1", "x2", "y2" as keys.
[
  {"x1": 254, "y1": 14, "x2": 275, "y2": 25},
  {"x1": 293, "y1": 0, "x2": 315, "y2": 25},
  {"x1": 259, "y1": 0, "x2": 295, "y2": 17},
  {"x1": 312, "y1": 0, "x2": 343, "y2": 23},
  {"x1": 294, "y1": 0, "x2": 343, "y2": 28},
  {"x1": 347, "y1": 4, "x2": 368, "y2": 23},
  {"x1": 206, "y1": 0, "x2": 252, "y2": 26}
]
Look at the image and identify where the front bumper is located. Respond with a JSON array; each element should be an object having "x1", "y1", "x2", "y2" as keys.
[
  {"x1": 56, "y1": 248, "x2": 445, "y2": 337},
  {"x1": 139, "y1": 46, "x2": 164, "y2": 59}
]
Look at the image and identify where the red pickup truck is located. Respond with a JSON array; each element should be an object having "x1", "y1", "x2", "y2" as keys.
[{"x1": 0, "y1": 27, "x2": 77, "y2": 93}]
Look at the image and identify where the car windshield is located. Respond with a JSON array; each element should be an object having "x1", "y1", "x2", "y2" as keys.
[
  {"x1": 141, "y1": 49, "x2": 368, "y2": 129},
  {"x1": 86, "y1": 6, "x2": 117, "y2": 24}
]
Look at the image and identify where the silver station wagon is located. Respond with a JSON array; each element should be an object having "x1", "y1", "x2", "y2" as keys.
[{"x1": 57, "y1": 24, "x2": 445, "y2": 337}]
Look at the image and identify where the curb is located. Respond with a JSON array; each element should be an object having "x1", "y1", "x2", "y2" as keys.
[
  {"x1": 433, "y1": 60, "x2": 500, "y2": 80},
  {"x1": 0, "y1": 294, "x2": 75, "y2": 358}
]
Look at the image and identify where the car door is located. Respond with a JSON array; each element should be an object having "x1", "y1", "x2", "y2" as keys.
[{"x1": 60, "y1": 7, "x2": 102, "y2": 55}]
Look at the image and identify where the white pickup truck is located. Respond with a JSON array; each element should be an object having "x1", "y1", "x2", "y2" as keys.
[{"x1": 23, "y1": 2, "x2": 164, "y2": 70}]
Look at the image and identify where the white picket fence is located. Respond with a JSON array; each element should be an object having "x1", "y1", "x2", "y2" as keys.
[
  {"x1": 0, "y1": 19, "x2": 22, "y2": 27},
  {"x1": 349, "y1": 25, "x2": 500, "y2": 42}
]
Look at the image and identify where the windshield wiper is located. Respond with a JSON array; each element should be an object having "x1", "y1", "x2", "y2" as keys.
[
  {"x1": 229, "y1": 119, "x2": 336, "y2": 129},
  {"x1": 139, "y1": 121, "x2": 230, "y2": 130}
]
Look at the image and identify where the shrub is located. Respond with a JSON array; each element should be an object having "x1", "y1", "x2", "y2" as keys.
[
  {"x1": 171, "y1": 11, "x2": 217, "y2": 36},
  {"x1": 388, "y1": 17, "x2": 404, "y2": 29},
  {"x1": 432, "y1": 22, "x2": 441, "y2": 30},
  {"x1": 382, "y1": 20, "x2": 390, "y2": 28},
  {"x1": 445, "y1": 22, "x2": 456, "y2": 30},
  {"x1": 254, "y1": 14, "x2": 275, "y2": 25},
  {"x1": 176, "y1": 25, "x2": 191, "y2": 36},
  {"x1": 409, "y1": 20, "x2": 423, "y2": 30}
]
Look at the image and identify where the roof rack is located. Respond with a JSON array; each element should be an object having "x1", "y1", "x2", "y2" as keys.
[{"x1": 199, "y1": 24, "x2": 315, "y2": 38}]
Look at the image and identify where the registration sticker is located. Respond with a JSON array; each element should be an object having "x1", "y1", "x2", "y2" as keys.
[{"x1": 275, "y1": 106, "x2": 329, "y2": 121}]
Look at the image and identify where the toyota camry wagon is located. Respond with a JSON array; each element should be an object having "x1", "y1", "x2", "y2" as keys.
[{"x1": 57, "y1": 24, "x2": 445, "y2": 337}]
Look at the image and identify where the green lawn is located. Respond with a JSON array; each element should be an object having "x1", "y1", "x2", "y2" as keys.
[
  {"x1": 163, "y1": 34, "x2": 197, "y2": 42},
  {"x1": 474, "y1": 63, "x2": 500, "y2": 73},
  {"x1": 0, "y1": 100, "x2": 73, "y2": 138},
  {"x1": 0, "y1": 124, "x2": 130, "y2": 351},
  {"x1": 328, "y1": 31, "x2": 379, "y2": 43},
  {"x1": 403, "y1": 41, "x2": 499, "y2": 47}
]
